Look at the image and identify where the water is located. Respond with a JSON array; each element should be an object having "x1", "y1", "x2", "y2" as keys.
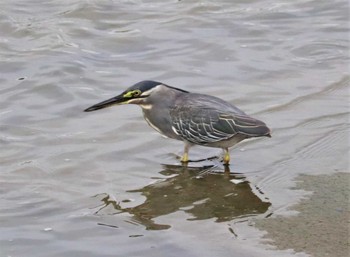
[{"x1": 1, "y1": 0, "x2": 349, "y2": 256}]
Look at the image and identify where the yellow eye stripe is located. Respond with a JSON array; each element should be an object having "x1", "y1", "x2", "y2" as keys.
[
  {"x1": 123, "y1": 91, "x2": 133, "y2": 98},
  {"x1": 123, "y1": 90, "x2": 141, "y2": 98}
]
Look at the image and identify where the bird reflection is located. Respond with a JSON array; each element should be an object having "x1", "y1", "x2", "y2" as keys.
[{"x1": 95, "y1": 164, "x2": 271, "y2": 230}]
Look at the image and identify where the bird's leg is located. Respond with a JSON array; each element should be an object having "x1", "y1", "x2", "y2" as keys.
[
  {"x1": 223, "y1": 148, "x2": 230, "y2": 165},
  {"x1": 181, "y1": 142, "x2": 191, "y2": 163},
  {"x1": 181, "y1": 152, "x2": 189, "y2": 163}
]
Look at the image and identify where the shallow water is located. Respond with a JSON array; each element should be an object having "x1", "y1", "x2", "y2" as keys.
[{"x1": 1, "y1": 0, "x2": 349, "y2": 256}]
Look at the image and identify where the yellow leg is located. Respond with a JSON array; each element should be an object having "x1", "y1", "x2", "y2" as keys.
[
  {"x1": 181, "y1": 142, "x2": 191, "y2": 163},
  {"x1": 223, "y1": 148, "x2": 230, "y2": 165},
  {"x1": 181, "y1": 152, "x2": 189, "y2": 163}
]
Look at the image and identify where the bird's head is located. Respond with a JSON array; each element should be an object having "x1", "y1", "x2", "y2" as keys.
[{"x1": 84, "y1": 80, "x2": 172, "y2": 112}]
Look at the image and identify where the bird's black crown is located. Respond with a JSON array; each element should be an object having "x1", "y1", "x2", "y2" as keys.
[{"x1": 129, "y1": 80, "x2": 189, "y2": 93}]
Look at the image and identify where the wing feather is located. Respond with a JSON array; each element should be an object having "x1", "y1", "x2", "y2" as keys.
[{"x1": 170, "y1": 96, "x2": 270, "y2": 145}]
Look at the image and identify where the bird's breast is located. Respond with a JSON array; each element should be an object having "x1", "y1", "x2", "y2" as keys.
[
  {"x1": 141, "y1": 108, "x2": 181, "y2": 140},
  {"x1": 144, "y1": 116, "x2": 168, "y2": 138}
]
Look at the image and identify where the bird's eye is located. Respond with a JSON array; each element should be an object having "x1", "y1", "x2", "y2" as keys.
[{"x1": 132, "y1": 90, "x2": 141, "y2": 97}]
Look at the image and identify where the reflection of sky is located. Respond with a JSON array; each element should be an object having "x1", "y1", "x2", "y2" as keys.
[{"x1": 95, "y1": 164, "x2": 271, "y2": 230}]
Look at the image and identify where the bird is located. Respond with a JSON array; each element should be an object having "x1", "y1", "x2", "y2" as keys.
[{"x1": 84, "y1": 80, "x2": 271, "y2": 165}]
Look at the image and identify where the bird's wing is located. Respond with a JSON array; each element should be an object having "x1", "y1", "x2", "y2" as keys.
[
  {"x1": 170, "y1": 105, "x2": 269, "y2": 145},
  {"x1": 218, "y1": 113, "x2": 271, "y2": 137}
]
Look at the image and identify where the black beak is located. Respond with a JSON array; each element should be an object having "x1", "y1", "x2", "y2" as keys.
[{"x1": 84, "y1": 94, "x2": 125, "y2": 112}]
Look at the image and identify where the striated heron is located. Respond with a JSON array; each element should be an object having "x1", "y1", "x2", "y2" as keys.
[{"x1": 84, "y1": 80, "x2": 271, "y2": 165}]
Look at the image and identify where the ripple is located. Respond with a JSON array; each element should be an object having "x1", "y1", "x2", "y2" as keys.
[
  {"x1": 291, "y1": 42, "x2": 348, "y2": 62},
  {"x1": 0, "y1": 0, "x2": 348, "y2": 256}
]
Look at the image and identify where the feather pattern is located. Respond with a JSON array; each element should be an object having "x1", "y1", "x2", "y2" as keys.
[{"x1": 170, "y1": 93, "x2": 270, "y2": 146}]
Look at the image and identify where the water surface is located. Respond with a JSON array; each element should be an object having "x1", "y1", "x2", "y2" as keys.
[{"x1": 1, "y1": 0, "x2": 349, "y2": 256}]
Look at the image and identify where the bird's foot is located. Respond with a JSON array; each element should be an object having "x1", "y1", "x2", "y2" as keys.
[
  {"x1": 223, "y1": 151, "x2": 230, "y2": 166},
  {"x1": 176, "y1": 154, "x2": 218, "y2": 164},
  {"x1": 180, "y1": 152, "x2": 189, "y2": 163}
]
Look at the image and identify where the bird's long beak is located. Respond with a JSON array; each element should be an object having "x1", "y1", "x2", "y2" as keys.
[{"x1": 84, "y1": 94, "x2": 126, "y2": 112}]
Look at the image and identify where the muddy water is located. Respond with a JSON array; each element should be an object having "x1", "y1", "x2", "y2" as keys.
[{"x1": 1, "y1": 0, "x2": 349, "y2": 256}]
